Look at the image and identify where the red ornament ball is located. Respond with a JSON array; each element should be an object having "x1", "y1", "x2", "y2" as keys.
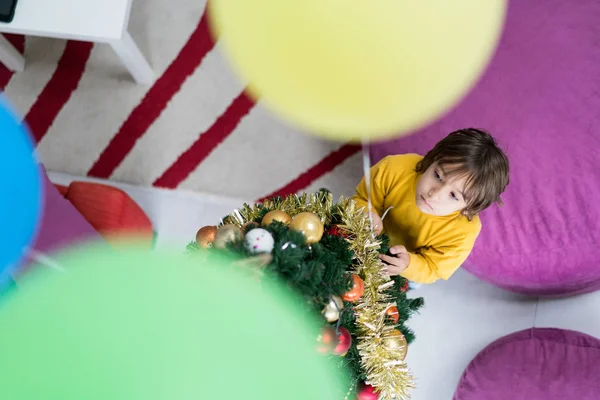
[
  {"x1": 317, "y1": 326, "x2": 352, "y2": 356},
  {"x1": 356, "y1": 382, "x2": 378, "y2": 400},
  {"x1": 342, "y1": 274, "x2": 365, "y2": 302},
  {"x1": 333, "y1": 327, "x2": 352, "y2": 356},
  {"x1": 400, "y1": 279, "x2": 409, "y2": 293},
  {"x1": 317, "y1": 327, "x2": 338, "y2": 353}
]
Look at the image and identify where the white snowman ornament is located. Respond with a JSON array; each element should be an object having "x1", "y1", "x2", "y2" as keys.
[{"x1": 245, "y1": 228, "x2": 275, "y2": 254}]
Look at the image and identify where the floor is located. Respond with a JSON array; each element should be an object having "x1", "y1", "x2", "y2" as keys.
[
  {"x1": 0, "y1": 0, "x2": 363, "y2": 200},
  {"x1": 49, "y1": 171, "x2": 600, "y2": 400}
]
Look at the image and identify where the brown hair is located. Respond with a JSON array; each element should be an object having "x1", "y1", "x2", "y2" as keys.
[{"x1": 415, "y1": 128, "x2": 509, "y2": 220}]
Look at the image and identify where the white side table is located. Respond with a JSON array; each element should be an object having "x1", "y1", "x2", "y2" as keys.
[{"x1": 0, "y1": 0, "x2": 153, "y2": 85}]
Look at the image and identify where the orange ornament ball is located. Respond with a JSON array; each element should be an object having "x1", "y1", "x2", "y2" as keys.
[
  {"x1": 195, "y1": 225, "x2": 217, "y2": 248},
  {"x1": 342, "y1": 275, "x2": 365, "y2": 302},
  {"x1": 386, "y1": 306, "x2": 400, "y2": 324}
]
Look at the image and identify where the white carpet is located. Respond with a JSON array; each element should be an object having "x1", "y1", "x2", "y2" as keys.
[{"x1": 2, "y1": 0, "x2": 362, "y2": 200}]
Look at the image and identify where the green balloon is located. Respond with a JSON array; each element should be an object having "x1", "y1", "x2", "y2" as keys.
[{"x1": 0, "y1": 245, "x2": 346, "y2": 399}]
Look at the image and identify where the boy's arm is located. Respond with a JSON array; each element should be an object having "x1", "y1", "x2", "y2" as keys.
[
  {"x1": 401, "y1": 231, "x2": 479, "y2": 284},
  {"x1": 351, "y1": 157, "x2": 392, "y2": 217}
]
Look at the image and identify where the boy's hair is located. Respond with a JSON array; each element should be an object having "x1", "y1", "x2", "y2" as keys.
[{"x1": 415, "y1": 128, "x2": 509, "y2": 219}]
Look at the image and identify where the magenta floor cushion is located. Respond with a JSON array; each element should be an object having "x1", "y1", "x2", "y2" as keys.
[
  {"x1": 454, "y1": 328, "x2": 600, "y2": 400},
  {"x1": 16, "y1": 170, "x2": 101, "y2": 276},
  {"x1": 369, "y1": 0, "x2": 600, "y2": 296}
]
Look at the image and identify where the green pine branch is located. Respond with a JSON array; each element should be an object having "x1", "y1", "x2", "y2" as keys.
[{"x1": 187, "y1": 196, "x2": 425, "y2": 384}]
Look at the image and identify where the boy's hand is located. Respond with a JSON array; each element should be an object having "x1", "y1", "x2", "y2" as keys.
[
  {"x1": 369, "y1": 211, "x2": 383, "y2": 235},
  {"x1": 379, "y1": 245, "x2": 410, "y2": 276}
]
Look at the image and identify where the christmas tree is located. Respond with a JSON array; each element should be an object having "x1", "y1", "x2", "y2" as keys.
[{"x1": 187, "y1": 190, "x2": 424, "y2": 399}]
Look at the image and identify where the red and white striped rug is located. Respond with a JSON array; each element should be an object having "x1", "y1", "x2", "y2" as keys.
[{"x1": 2, "y1": 0, "x2": 363, "y2": 201}]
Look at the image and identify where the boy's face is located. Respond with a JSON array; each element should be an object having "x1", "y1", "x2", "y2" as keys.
[{"x1": 415, "y1": 163, "x2": 468, "y2": 216}]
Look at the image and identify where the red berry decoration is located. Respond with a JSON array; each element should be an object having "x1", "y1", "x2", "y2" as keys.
[
  {"x1": 326, "y1": 225, "x2": 349, "y2": 238},
  {"x1": 385, "y1": 305, "x2": 400, "y2": 324},
  {"x1": 333, "y1": 327, "x2": 352, "y2": 356},
  {"x1": 356, "y1": 382, "x2": 378, "y2": 400},
  {"x1": 400, "y1": 280, "x2": 409, "y2": 293},
  {"x1": 342, "y1": 274, "x2": 365, "y2": 302}
]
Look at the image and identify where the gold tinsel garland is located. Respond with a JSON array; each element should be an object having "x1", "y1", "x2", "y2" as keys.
[
  {"x1": 338, "y1": 200, "x2": 414, "y2": 400},
  {"x1": 221, "y1": 191, "x2": 414, "y2": 399}
]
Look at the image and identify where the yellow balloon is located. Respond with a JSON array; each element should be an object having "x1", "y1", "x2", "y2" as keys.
[{"x1": 209, "y1": 0, "x2": 506, "y2": 141}]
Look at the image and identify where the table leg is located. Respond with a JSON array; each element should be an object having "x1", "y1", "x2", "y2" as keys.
[
  {"x1": 0, "y1": 34, "x2": 24, "y2": 72},
  {"x1": 109, "y1": 31, "x2": 154, "y2": 85}
]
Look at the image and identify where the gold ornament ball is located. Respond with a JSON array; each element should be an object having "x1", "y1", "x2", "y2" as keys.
[
  {"x1": 213, "y1": 224, "x2": 244, "y2": 249},
  {"x1": 289, "y1": 212, "x2": 324, "y2": 244},
  {"x1": 322, "y1": 295, "x2": 344, "y2": 323},
  {"x1": 196, "y1": 225, "x2": 217, "y2": 248},
  {"x1": 261, "y1": 210, "x2": 291, "y2": 226},
  {"x1": 383, "y1": 329, "x2": 407, "y2": 360}
]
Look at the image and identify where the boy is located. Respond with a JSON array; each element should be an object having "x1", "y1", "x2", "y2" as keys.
[{"x1": 353, "y1": 128, "x2": 509, "y2": 284}]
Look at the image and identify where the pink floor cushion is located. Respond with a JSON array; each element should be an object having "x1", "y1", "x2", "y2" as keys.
[
  {"x1": 454, "y1": 328, "x2": 600, "y2": 400},
  {"x1": 370, "y1": 0, "x2": 600, "y2": 296}
]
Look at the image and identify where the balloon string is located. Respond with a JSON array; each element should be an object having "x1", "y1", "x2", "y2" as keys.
[
  {"x1": 361, "y1": 139, "x2": 375, "y2": 238},
  {"x1": 381, "y1": 206, "x2": 394, "y2": 221},
  {"x1": 28, "y1": 249, "x2": 66, "y2": 272}
]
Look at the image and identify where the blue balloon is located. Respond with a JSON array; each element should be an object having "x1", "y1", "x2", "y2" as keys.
[{"x1": 0, "y1": 96, "x2": 41, "y2": 288}]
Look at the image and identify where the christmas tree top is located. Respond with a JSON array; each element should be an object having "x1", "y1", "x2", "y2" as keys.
[{"x1": 187, "y1": 190, "x2": 424, "y2": 399}]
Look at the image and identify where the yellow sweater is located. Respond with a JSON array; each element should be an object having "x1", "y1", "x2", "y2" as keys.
[{"x1": 352, "y1": 154, "x2": 481, "y2": 284}]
